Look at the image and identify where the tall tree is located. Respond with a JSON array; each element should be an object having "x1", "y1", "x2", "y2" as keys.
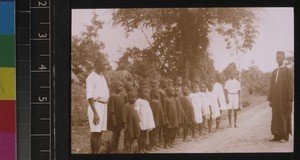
[
  {"x1": 72, "y1": 11, "x2": 106, "y2": 78},
  {"x1": 112, "y1": 8, "x2": 259, "y2": 82}
]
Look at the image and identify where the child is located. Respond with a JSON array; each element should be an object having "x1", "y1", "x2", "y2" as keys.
[
  {"x1": 180, "y1": 86, "x2": 196, "y2": 142},
  {"x1": 149, "y1": 87, "x2": 166, "y2": 151},
  {"x1": 166, "y1": 78, "x2": 174, "y2": 87},
  {"x1": 189, "y1": 83, "x2": 203, "y2": 137},
  {"x1": 122, "y1": 90, "x2": 141, "y2": 153},
  {"x1": 212, "y1": 76, "x2": 227, "y2": 129},
  {"x1": 135, "y1": 87, "x2": 155, "y2": 153},
  {"x1": 206, "y1": 82, "x2": 221, "y2": 133},
  {"x1": 174, "y1": 88, "x2": 187, "y2": 142},
  {"x1": 107, "y1": 80, "x2": 126, "y2": 153},
  {"x1": 199, "y1": 82, "x2": 210, "y2": 133},
  {"x1": 158, "y1": 78, "x2": 168, "y2": 145},
  {"x1": 162, "y1": 87, "x2": 178, "y2": 148},
  {"x1": 174, "y1": 76, "x2": 183, "y2": 94}
]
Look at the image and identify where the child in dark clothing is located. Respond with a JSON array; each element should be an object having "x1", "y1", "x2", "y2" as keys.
[
  {"x1": 149, "y1": 87, "x2": 166, "y2": 151},
  {"x1": 122, "y1": 90, "x2": 140, "y2": 153},
  {"x1": 174, "y1": 89, "x2": 187, "y2": 142},
  {"x1": 107, "y1": 80, "x2": 126, "y2": 153},
  {"x1": 163, "y1": 87, "x2": 178, "y2": 148},
  {"x1": 180, "y1": 86, "x2": 196, "y2": 142}
]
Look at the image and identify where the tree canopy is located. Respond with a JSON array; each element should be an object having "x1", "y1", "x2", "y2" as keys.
[
  {"x1": 72, "y1": 11, "x2": 109, "y2": 82},
  {"x1": 113, "y1": 8, "x2": 259, "y2": 83}
]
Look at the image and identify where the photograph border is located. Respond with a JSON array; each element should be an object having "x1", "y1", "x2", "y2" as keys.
[{"x1": 54, "y1": 0, "x2": 298, "y2": 160}]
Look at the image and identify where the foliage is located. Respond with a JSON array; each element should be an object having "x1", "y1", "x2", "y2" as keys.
[
  {"x1": 241, "y1": 65, "x2": 271, "y2": 95},
  {"x1": 71, "y1": 11, "x2": 108, "y2": 82},
  {"x1": 116, "y1": 47, "x2": 160, "y2": 79},
  {"x1": 113, "y1": 8, "x2": 259, "y2": 82}
]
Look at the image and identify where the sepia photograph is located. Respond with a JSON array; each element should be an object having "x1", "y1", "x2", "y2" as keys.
[{"x1": 71, "y1": 8, "x2": 294, "y2": 154}]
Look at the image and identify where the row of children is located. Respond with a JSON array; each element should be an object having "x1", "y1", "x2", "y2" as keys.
[{"x1": 106, "y1": 75, "x2": 230, "y2": 153}]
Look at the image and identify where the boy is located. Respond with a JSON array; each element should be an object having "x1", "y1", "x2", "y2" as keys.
[
  {"x1": 122, "y1": 90, "x2": 141, "y2": 153},
  {"x1": 162, "y1": 87, "x2": 178, "y2": 148},
  {"x1": 189, "y1": 83, "x2": 203, "y2": 137},
  {"x1": 199, "y1": 82, "x2": 210, "y2": 132},
  {"x1": 107, "y1": 80, "x2": 126, "y2": 153},
  {"x1": 174, "y1": 89, "x2": 187, "y2": 142},
  {"x1": 135, "y1": 87, "x2": 155, "y2": 153},
  {"x1": 149, "y1": 87, "x2": 166, "y2": 150},
  {"x1": 180, "y1": 86, "x2": 196, "y2": 141}
]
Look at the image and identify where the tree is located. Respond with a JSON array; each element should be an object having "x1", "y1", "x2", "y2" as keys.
[
  {"x1": 116, "y1": 47, "x2": 159, "y2": 79},
  {"x1": 241, "y1": 66, "x2": 271, "y2": 95},
  {"x1": 112, "y1": 8, "x2": 259, "y2": 82},
  {"x1": 71, "y1": 11, "x2": 107, "y2": 81}
]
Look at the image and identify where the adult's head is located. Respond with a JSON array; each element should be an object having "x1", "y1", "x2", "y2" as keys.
[
  {"x1": 276, "y1": 51, "x2": 285, "y2": 67},
  {"x1": 94, "y1": 55, "x2": 108, "y2": 73},
  {"x1": 229, "y1": 72, "x2": 235, "y2": 80}
]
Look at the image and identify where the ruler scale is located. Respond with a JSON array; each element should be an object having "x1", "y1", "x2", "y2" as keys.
[
  {"x1": 30, "y1": 0, "x2": 52, "y2": 160},
  {"x1": 17, "y1": 0, "x2": 53, "y2": 159}
]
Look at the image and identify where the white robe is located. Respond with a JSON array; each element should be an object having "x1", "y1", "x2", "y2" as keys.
[
  {"x1": 189, "y1": 93, "x2": 203, "y2": 124},
  {"x1": 135, "y1": 98, "x2": 155, "y2": 130},
  {"x1": 200, "y1": 92, "x2": 210, "y2": 116},
  {"x1": 213, "y1": 82, "x2": 227, "y2": 110},
  {"x1": 206, "y1": 91, "x2": 221, "y2": 119}
]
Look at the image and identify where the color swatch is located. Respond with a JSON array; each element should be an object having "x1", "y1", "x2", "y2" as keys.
[{"x1": 0, "y1": 0, "x2": 16, "y2": 160}]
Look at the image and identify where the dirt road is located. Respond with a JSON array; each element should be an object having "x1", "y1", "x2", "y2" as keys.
[{"x1": 155, "y1": 102, "x2": 293, "y2": 153}]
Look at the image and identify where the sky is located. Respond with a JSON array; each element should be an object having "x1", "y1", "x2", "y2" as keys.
[{"x1": 72, "y1": 8, "x2": 294, "y2": 73}]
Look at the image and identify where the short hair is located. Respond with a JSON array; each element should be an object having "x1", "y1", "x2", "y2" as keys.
[
  {"x1": 276, "y1": 51, "x2": 285, "y2": 58},
  {"x1": 94, "y1": 54, "x2": 107, "y2": 65},
  {"x1": 128, "y1": 89, "x2": 138, "y2": 97}
]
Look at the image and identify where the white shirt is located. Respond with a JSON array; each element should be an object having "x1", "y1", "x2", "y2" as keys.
[
  {"x1": 224, "y1": 78, "x2": 241, "y2": 94},
  {"x1": 86, "y1": 71, "x2": 109, "y2": 101}
]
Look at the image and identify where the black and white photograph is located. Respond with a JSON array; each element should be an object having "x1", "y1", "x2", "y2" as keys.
[{"x1": 71, "y1": 8, "x2": 294, "y2": 154}]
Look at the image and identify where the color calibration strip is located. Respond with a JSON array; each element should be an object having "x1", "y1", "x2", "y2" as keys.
[{"x1": 0, "y1": 0, "x2": 16, "y2": 160}]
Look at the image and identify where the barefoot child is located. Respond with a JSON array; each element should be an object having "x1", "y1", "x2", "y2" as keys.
[
  {"x1": 180, "y1": 86, "x2": 196, "y2": 142},
  {"x1": 162, "y1": 87, "x2": 178, "y2": 148},
  {"x1": 107, "y1": 80, "x2": 126, "y2": 153},
  {"x1": 174, "y1": 89, "x2": 187, "y2": 142},
  {"x1": 149, "y1": 87, "x2": 166, "y2": 151},
  {"x1": 135, "y1": 86, "x2": 155, "y2": 153},
  {"x1": 189, "y1": 83, "x2": 203, "y2": 137},
  {"x1": 199, "y1": 82, "x2": 210, "y2": 133},
  {"x1": 122, "y1": 90, "x2": 140, "y2": 153}
]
